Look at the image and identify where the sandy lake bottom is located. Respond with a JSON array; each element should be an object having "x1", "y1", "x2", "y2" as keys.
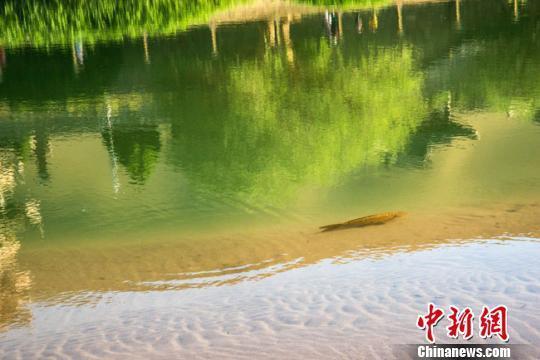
[{"x1": 1, "y1": 236, "x2": 540, "y2": 359}]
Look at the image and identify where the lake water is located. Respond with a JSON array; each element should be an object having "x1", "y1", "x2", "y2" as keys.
[{"x1": 1, "y1": 0, "x2": 540, "y2": 358}]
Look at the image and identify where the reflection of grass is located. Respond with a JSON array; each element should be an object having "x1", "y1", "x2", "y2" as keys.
[
  {"x1": 0, "y1": 0, "x2": 245, "y2": 48},
  {"x1": 0, "y1": 0, "x2": 396, "y2": 48}
]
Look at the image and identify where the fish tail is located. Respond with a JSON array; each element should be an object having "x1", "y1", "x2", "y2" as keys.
[{"x1": 319, "y1": 223, "x2": 343, "y2": 232}]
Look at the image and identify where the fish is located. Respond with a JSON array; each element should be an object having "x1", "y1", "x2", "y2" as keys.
[{"x1": 320, "y1": 211, "x2": 406, "y2": 232}]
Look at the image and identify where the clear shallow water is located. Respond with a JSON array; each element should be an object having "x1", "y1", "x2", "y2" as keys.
[
  {"x1": 2, "y1": 239, "x2": 540, "y2": 359},
  {"x1": 1, "y1": 0, "x2": 540, "y2": 357}
]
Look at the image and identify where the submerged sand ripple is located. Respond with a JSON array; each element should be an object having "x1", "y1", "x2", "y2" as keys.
[{"x1": 1, "y1": 238, "x2": 539, "y2": 359}]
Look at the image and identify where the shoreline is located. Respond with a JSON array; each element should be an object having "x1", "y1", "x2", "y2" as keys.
[{"x1": 11, "y1": 200, "x2": 540, "y2": 300}]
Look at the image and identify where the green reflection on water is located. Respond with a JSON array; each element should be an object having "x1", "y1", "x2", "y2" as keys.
[
  {"x1": 171, "y1": 42, "x2": 426, "y2": 206},
  {"x1": 102, "y1": 123, "x2": 161, "y2": 184},
  {"x1": 1, "y1": 0, "x2": 540, "y2": 242},
  {"x1": 0, "y1": 2, "x2": 539, "y2": 242}
]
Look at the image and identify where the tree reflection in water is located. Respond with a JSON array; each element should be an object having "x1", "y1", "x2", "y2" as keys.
[{"x1": 0, "y1": 152, "x2": 35, "y2": 331}]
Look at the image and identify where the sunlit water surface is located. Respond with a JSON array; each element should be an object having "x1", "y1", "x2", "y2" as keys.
[{"x1": 1, "y1": 0, "x2": 540, "y2": 358}]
